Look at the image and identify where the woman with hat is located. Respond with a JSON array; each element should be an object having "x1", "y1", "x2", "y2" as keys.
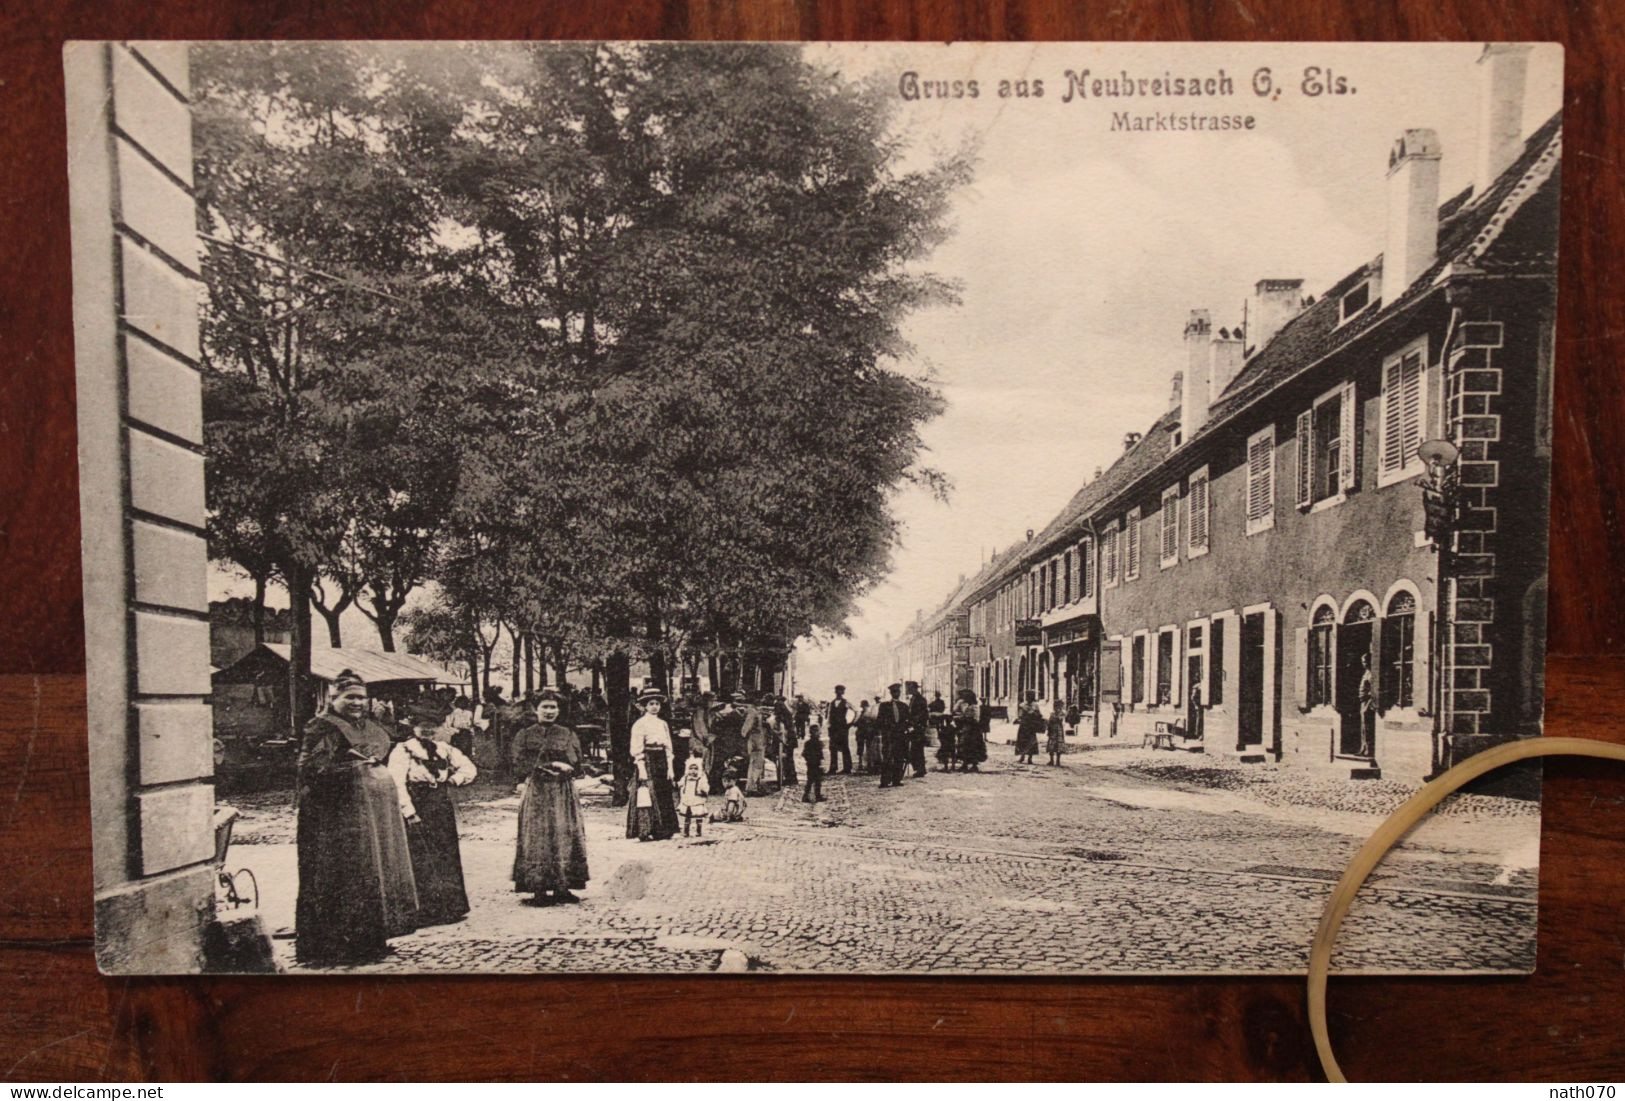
[
  {"x1": 627, "y1": 685, "x2": 679, "y2": 841},
  {"x1": 294, "y1": 669, "x2": 419, "y2": 966},
  {"x1": 388, "y1": 699, "x2": 477, "y2": 927},
  {"x1": 954, "y1": 688, "x2": 987, "y2": 771},
  {"x1": 511, "y1": 690, "x2": 590, "y2": 905}
]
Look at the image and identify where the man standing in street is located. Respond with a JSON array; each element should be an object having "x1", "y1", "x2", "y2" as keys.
[
  {"x1": 906, "y1": 681, "x2": 930, "y2": 779},
  {"x1": 876, "y1": 682, "x2": 909, "y2": 789},
  {"x1": 826, "y1": 685, "x2": 853, "y2": 775},
  {"x1": 793, "y1": 694, "x2": 812, "y2": 741}
]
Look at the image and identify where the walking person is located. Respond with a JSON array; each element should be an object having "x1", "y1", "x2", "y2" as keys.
[
  {"x1": 388, "y1": 700, "x2": 477, "y2": 927},
  {"x1": 511, "y1": 690, "x2": 590, "y2": 905},
  {"x1": 447, "y1": 695, "x2": 477, "y2": 758},
  {"x1": 906, "y1": 681, "x2": 930, "y2": 779},
  {"x1": 802, "y1": 724, "x2": 826, "y2": 803},
  {"x1": 777, "y1": 707, "x2": 799, "y2": 789},
  {"x1": 793, "y1": 694, "x2": 812, "y2": 740},
  {"x1": 1046, "y1": 700, "x2": 1066, "y2": 766},
  {"x1": 708, "y1": 693, "x2": 748, "y2": 794},
  {"x1": 1015, "y1": 692, "x2": 1044, "y2": 764},
  {"x1": 295, "y1": 669, "x2": 418, "y2": 966},
  {"x1": 627, "y1": 686, "x2": 679, "y2": 842},
  {"x1": 953, "y1": 688, "x2": 986, "y2": 772},
  {"x1": 826, "y1": 685, "x2": 853, "y2": 775},
  {"x1": 876, "y1": 683, "x2": 910, "y2": 788},
  {"x1": 934, "y1": 691, "x2": 958, "y2": 772}
]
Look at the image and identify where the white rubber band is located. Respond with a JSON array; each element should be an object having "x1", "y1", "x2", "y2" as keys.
[{"x1": 1309, "y1": 736, "x2": 1625, "y2": 1082}]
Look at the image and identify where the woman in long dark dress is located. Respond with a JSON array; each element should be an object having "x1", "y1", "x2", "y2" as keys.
[
  {"x1": 953, "y1": 688, "x2": 987, "y2": 771},
  {"x1": 387, "y1": 700, "x2": 477, "y2": 927},
  {"x1": 295, "y1": 669, "x2": 418, "y2": 966},
  {"x1": 511, "y1": 691, "x2": 590, "y2": 905},
  {"x1": 1015, "y1": 691, "x2": 1044, "y2": 764}
]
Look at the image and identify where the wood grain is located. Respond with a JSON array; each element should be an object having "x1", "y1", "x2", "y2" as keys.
[{"x1": 1, "y1": 0, "x2": 1622, "y2": 1081}]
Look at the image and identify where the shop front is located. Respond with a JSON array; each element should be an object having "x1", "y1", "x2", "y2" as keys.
[{"x1": 1043, "y1": 615, "x2": 1100, "y2": 729}]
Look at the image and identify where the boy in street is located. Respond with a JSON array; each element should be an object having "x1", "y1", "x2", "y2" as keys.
[{"x1": 801, "y1": 723, "x2": 826, "y2": 803}]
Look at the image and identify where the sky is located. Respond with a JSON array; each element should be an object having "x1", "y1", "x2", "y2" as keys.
[
  {"x1": 793, "y1": 42, "x2": 1562, "y2": 695},
  {"x1": 207, "y1": 42, "x2": 1562, "y2": 691}
]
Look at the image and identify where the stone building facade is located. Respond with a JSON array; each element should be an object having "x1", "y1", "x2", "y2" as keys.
[
  {"x1": 895, "y1": 48, "x2": 1558, "y2": 784},
  {"x1": 68, "y1": 42, "x2": 218, "y2": 971}
]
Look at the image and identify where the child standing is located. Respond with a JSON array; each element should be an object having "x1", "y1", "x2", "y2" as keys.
[
  {"x1": 675, "y1": 755, "x2": 710, "y2": 837},
  {"x1": 1046, "y1": 701, "x2": 1067, "y2": 766},
  {"x1": 802, "y1": 724, "x2": 826, "y2": 803}
]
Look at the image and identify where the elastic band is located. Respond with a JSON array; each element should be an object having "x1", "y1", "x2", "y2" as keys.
[{"x1": 1309, "y1": 736, "x2": 1625, "y2": 1082}]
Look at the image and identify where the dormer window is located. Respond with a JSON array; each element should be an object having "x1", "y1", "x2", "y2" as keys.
[{"x1": 1339, "y1": 280, "x2": 1373, "y2": 324}]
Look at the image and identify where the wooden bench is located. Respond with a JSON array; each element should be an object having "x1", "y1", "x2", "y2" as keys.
[{"x1": 1144, "y1": 720, "x2": 1183, "y2": 751}]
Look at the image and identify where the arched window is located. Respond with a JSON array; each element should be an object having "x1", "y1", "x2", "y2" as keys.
[
  {"x1": 1381, "y1": 590, "x2": 1416, "y2": 710},
  {"x1": 1308, "y1": 604, "x2": 1335, "y2": 707}
]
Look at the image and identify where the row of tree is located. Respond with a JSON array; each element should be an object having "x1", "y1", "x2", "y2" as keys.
[{"x1": 195, "y1": 42, "x2": 971, "y2": 782}]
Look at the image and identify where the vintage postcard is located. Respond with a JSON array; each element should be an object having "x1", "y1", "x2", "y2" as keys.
[{"x1": 66, "y1": 40, "x2": 1561, "y2": 974}]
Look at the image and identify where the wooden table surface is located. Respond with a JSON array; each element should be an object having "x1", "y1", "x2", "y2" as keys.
[{"x1": 2, "y1": 0, "x2": 1623, "y2": 1082}]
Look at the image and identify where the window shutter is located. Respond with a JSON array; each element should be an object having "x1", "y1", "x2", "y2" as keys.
[
  {"x1": 1161, "y1": 491, "x2": 1178, "y2": 562},
  {"x1": 1296, "y1": 409, "x2": 1313, "y2": 508},
  {"x1": 1247, "y1": 432, "x2": 1274, "y2": 525},
  {"x1": 1294, "y1": 628, "x2": 1309, "y2": 711},
  {"x1": 1188, "y1": 472, "x2": 1209, "y2": 551},
  {"x1": 1401, "y1": 352, "x2": 1424, "y2": 470},
  {"x1": 1171, "y1": 630, "x2": 1183, "y2": 703},
  {"x1": 1381, "y1": 359, "x2": 1403, "y2": 474},
  {"x1": 1340, "y1": 380, "x2": 1359, "y2": 491},
  {"x1": 1199, "y1": 631, "x2": 1211, "y2": 706},
  {"x1": 1125, "y1": 514, "x2": 1140, "y2": 579},
  {"x1": 1104, "y1": 527, "x2": 1117, "y2": 584},
  {"x1": 1082, "y1": 538, "x2": 1094, "y2": 596}
]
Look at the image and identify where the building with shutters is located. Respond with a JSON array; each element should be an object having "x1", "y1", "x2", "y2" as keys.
[{"x1": 895, "y1": 47, "x2": 1558, "y2": 783}]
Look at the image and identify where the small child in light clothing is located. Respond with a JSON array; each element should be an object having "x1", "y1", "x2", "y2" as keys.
[
  {"x1": 716, "y1": 771, "x2": 747, "y2": 822},
  {"x1": 676, "y1": 755, "x2": 710, "y2": 837}
]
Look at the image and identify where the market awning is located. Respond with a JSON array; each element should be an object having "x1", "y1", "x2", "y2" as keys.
[{"x1": 212, "y1": 643, "x2": 462, "y2": 690}]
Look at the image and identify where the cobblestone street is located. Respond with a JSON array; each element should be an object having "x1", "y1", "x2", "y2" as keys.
[{"x1": 229, "y1": 739, "x2": 1539, "y2": 976}]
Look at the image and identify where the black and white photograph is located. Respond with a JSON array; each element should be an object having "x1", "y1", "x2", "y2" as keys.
[{"x1": 66, "y1": 40, "x2": 1562, "y2": 976}]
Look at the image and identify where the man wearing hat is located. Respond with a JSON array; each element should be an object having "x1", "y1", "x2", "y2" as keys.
[
  {"x1": 826, "y1": 684, "x2": 853, "y2": 775},
  {"x1": 708, "y1": 691, "x2": 748, "y2": 793},
  {"x1": 875, "y1": 682, "x2": 910, "y2": 789},
  {"x1": 906, "y1": 681, "x2": 931, "y2": 779}
]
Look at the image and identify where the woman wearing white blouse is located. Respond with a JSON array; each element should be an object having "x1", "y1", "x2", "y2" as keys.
[
  {"x1": 387, "y1": 702, "x2": 477, "y2": 926},
  {"x1": 627, "y1": 687, "x2": 679, "y2": 841}
]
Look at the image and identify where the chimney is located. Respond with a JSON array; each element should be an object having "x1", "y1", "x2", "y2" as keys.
[
  {"x1": 1123, "y1": 431, "x2": 1142, "y2": 451},
  {"x1": 1208, "y1": 325, "x2": 1246, "y2": 403},
  {"x1": 1384, "y1": 128, "x2": 1442, "y2": 304},
  {"x1": 1093, "y1": 466, "x2": 1103, "y2": 480},
  {"x1": 1181, "y1": 310, "x2": 1212, "y2": 438},
  {"x1": 1474, "y1": 44, "x2": 1532, "y2": 201},
  {"x1": 1247, "y1": 278, "x2": 1305, "y2": 355},
  {"x1": 1168, "y1": 371, "x2": 1184, "y2": 414},
  {"x1": 1025, "y1": 528, "x2": 1034, "y2": 541}
]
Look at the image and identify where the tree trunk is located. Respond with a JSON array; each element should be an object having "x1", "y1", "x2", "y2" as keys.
[
  {"x1": 591, "y1": 659, "x2": 603, "y2": 696},
  {"x1": 314, "y1": 603, "x2": 343, "y2": 648},
  {"x1": 707, "y1": 651, "x2": 720, "y2": 695},
  {"x1": 511, "y1": 627, "x2": 522, "y2": 697},
  {"x1": 605, "y1": 649, "x2": 632, "y2": 806},
  {"x1": 286, "y1": 562, "x2": 315, "y2": 741},
  {"x1": 523, "y1": 632, "x2": 535, "y2": 696},
  {"x1": 375, "y1": 608, "x2": 397, "y2": 652},
  {"x1": 252, "y1": 574, "x2": 267, "y2": 646}
]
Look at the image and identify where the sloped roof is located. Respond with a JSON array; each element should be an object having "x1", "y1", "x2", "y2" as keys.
[
  {"x1": 1207, "y1": 112, "x2": 1561, "y2": 422},
  {"x1": 935, "y1": 111, "x2": 1561, "y2": 613},
  {"x1": 215, "y1": 643, "x2": 462, "y2": 687}
]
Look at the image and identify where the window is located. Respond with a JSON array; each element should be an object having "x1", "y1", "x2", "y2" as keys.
[
  {"x1": 1188, "y1": 466, "x2": 1210, "y2": 556},
  {"x1": 1340, "y1": 279, "x2": 1371, "y2": 323},
  {"x1": 1210, "y1": 617, "x2": 1225, "y2": 705},
  {"x1": 1246, "y1": 426, "x2": 1275, "y2": 534},
  {"x1": 1062, "y1": 550, "x2": 1074, "y2": 604},
  {"x1": 1381, "y1": 591, "x2": 1416, "y2": 710},
  {"x1": 1308, "y1": 604, "x2": 1335, "y2": 708},
  {"x1": 1159, "y1": 485, "x2": 1180, "y2": 568},
  {"x1": 1050, "y1": 558, "x2": 1060, "y2": 608},
  {"x1": 1104, "y1": 521, "x2": 1120, "y2": 587},
  {"x1": 1297, "y1": 382, "x2": 1358, "y2": 508},
  {"x1": 1131, "y1": 635, "x2": 1146, "y2": 704},
  {"x1": 1080, "y1": 537, "x2": 1095, "y2": 598},
  {"x1": 1156, "y1": 631, "x2": 1175, "y2": 706},
  {"x1": 1125, "y1": 509, "x2": 1141, "y2": 580},
  {"x1": 1379, "y1": 339, "x2": 1426, "y2": 485}
]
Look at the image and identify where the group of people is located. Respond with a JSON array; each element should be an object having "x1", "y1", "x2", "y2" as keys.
[
  {"x1": 1013, "y1": 692, "x2": 1076, "y2": 767},
  {"x1": 291, "y1": 667, "x2": 1031, "y2": 967}
]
